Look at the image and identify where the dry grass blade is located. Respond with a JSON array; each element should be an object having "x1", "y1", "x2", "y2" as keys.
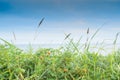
[{"x1": 64, "y1": 33, "x2": 71, "y2": 40}]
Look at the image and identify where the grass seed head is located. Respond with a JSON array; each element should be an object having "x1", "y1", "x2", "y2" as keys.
[{"x1": 87, "y1": 28, "x2": 89, "y2": 34}]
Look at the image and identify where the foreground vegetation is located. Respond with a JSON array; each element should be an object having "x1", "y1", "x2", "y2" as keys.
[{"x1": 0, "y1": 37, "x2": 120, "y2": 80}]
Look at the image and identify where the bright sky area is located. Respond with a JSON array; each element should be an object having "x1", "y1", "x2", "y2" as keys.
[{"x1": 0, "y1": 0, "x2": 120, "y2": 44}]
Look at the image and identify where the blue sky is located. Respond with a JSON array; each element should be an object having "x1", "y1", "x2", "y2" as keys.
[{"x1": 0, "y1": 0, "x2": 120, "y2": 44}]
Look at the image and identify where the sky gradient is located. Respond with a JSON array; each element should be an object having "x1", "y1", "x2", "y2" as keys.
[{"x1": 0, "y1": 0, "x2": 120, "y2": 44}]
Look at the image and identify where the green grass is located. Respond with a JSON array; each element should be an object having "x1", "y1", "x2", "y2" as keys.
[
  {"x1": 0, "y1": 37, "x2": 120, "y2": 80},
  {"x1": 1, "y1": 18, "x2": 119, "y2": 80}
]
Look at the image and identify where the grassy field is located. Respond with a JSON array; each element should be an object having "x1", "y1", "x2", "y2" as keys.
[{"x1": 0, "y1": 35, "x2": 120, "y2": 80}]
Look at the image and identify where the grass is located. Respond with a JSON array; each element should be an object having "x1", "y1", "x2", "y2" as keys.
[
  {"x1": 0, "y1": 19, "x2": 120, "y2": 79},
  {"x1": 0, "y1": 35, "x2": 120, "y2": 80}
]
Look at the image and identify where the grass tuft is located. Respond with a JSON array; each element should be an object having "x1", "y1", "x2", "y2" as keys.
[{"x1": 0, "y1": 33, "x2": 120, "y2": 79}]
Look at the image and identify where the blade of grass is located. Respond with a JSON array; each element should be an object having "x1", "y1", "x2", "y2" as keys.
[
  {"x1": 12, "y1": 31, "x2": 16, "y2": 41},
  {"x1": 0, "y1": 37, "x2": 14, "y2": 47},
  {"x1": 34, "y1": 18, "x2": 44, "y2": 40},
  {"x1": 38, "y1": 18, "x2": 44, "y2": 28},
  {"x1": 86, "y1": 28, "x2": 101, "y2": 51},
  {"x1": 113, "y1": 32, "x2": 120, "y2": 52},
  {"x1": 64, "y1": 33, "x2": 71, "y2": 40}
]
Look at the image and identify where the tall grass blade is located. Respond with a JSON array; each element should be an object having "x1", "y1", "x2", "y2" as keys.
[
  {"x1": 86, "y1": 28, "x2": 101, "y2": 51},
  {"x1": 38, "y1": 18, "x2": 44, "y2": 28},
  {"x1": 0, "y1": 37, "x2": 14, "y2": 47},
  {"x1": 34, "y1": 18, "x2": 44, "y2": 40},
  {"x1": 90, "y1": 28, "x2": 100, "y2": 41},
  {"x1": 87, "y1": 28, "x2": 89, "y2": 34},
  {"x1": 85, "y1": 28, "x2": 90, "y2": 49},
  {"x1": 12, "y1": 31, "x2": 16, "y2": 40},
  {"x1": 113, "y1": 32, "x2": 120, "y2": 52},
  {"x1": 113, "y1": 32, "x2": 120, "y2": 45},
  {"x1": 64, "y1": 33, "x2": 71, "y2": 40}
]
